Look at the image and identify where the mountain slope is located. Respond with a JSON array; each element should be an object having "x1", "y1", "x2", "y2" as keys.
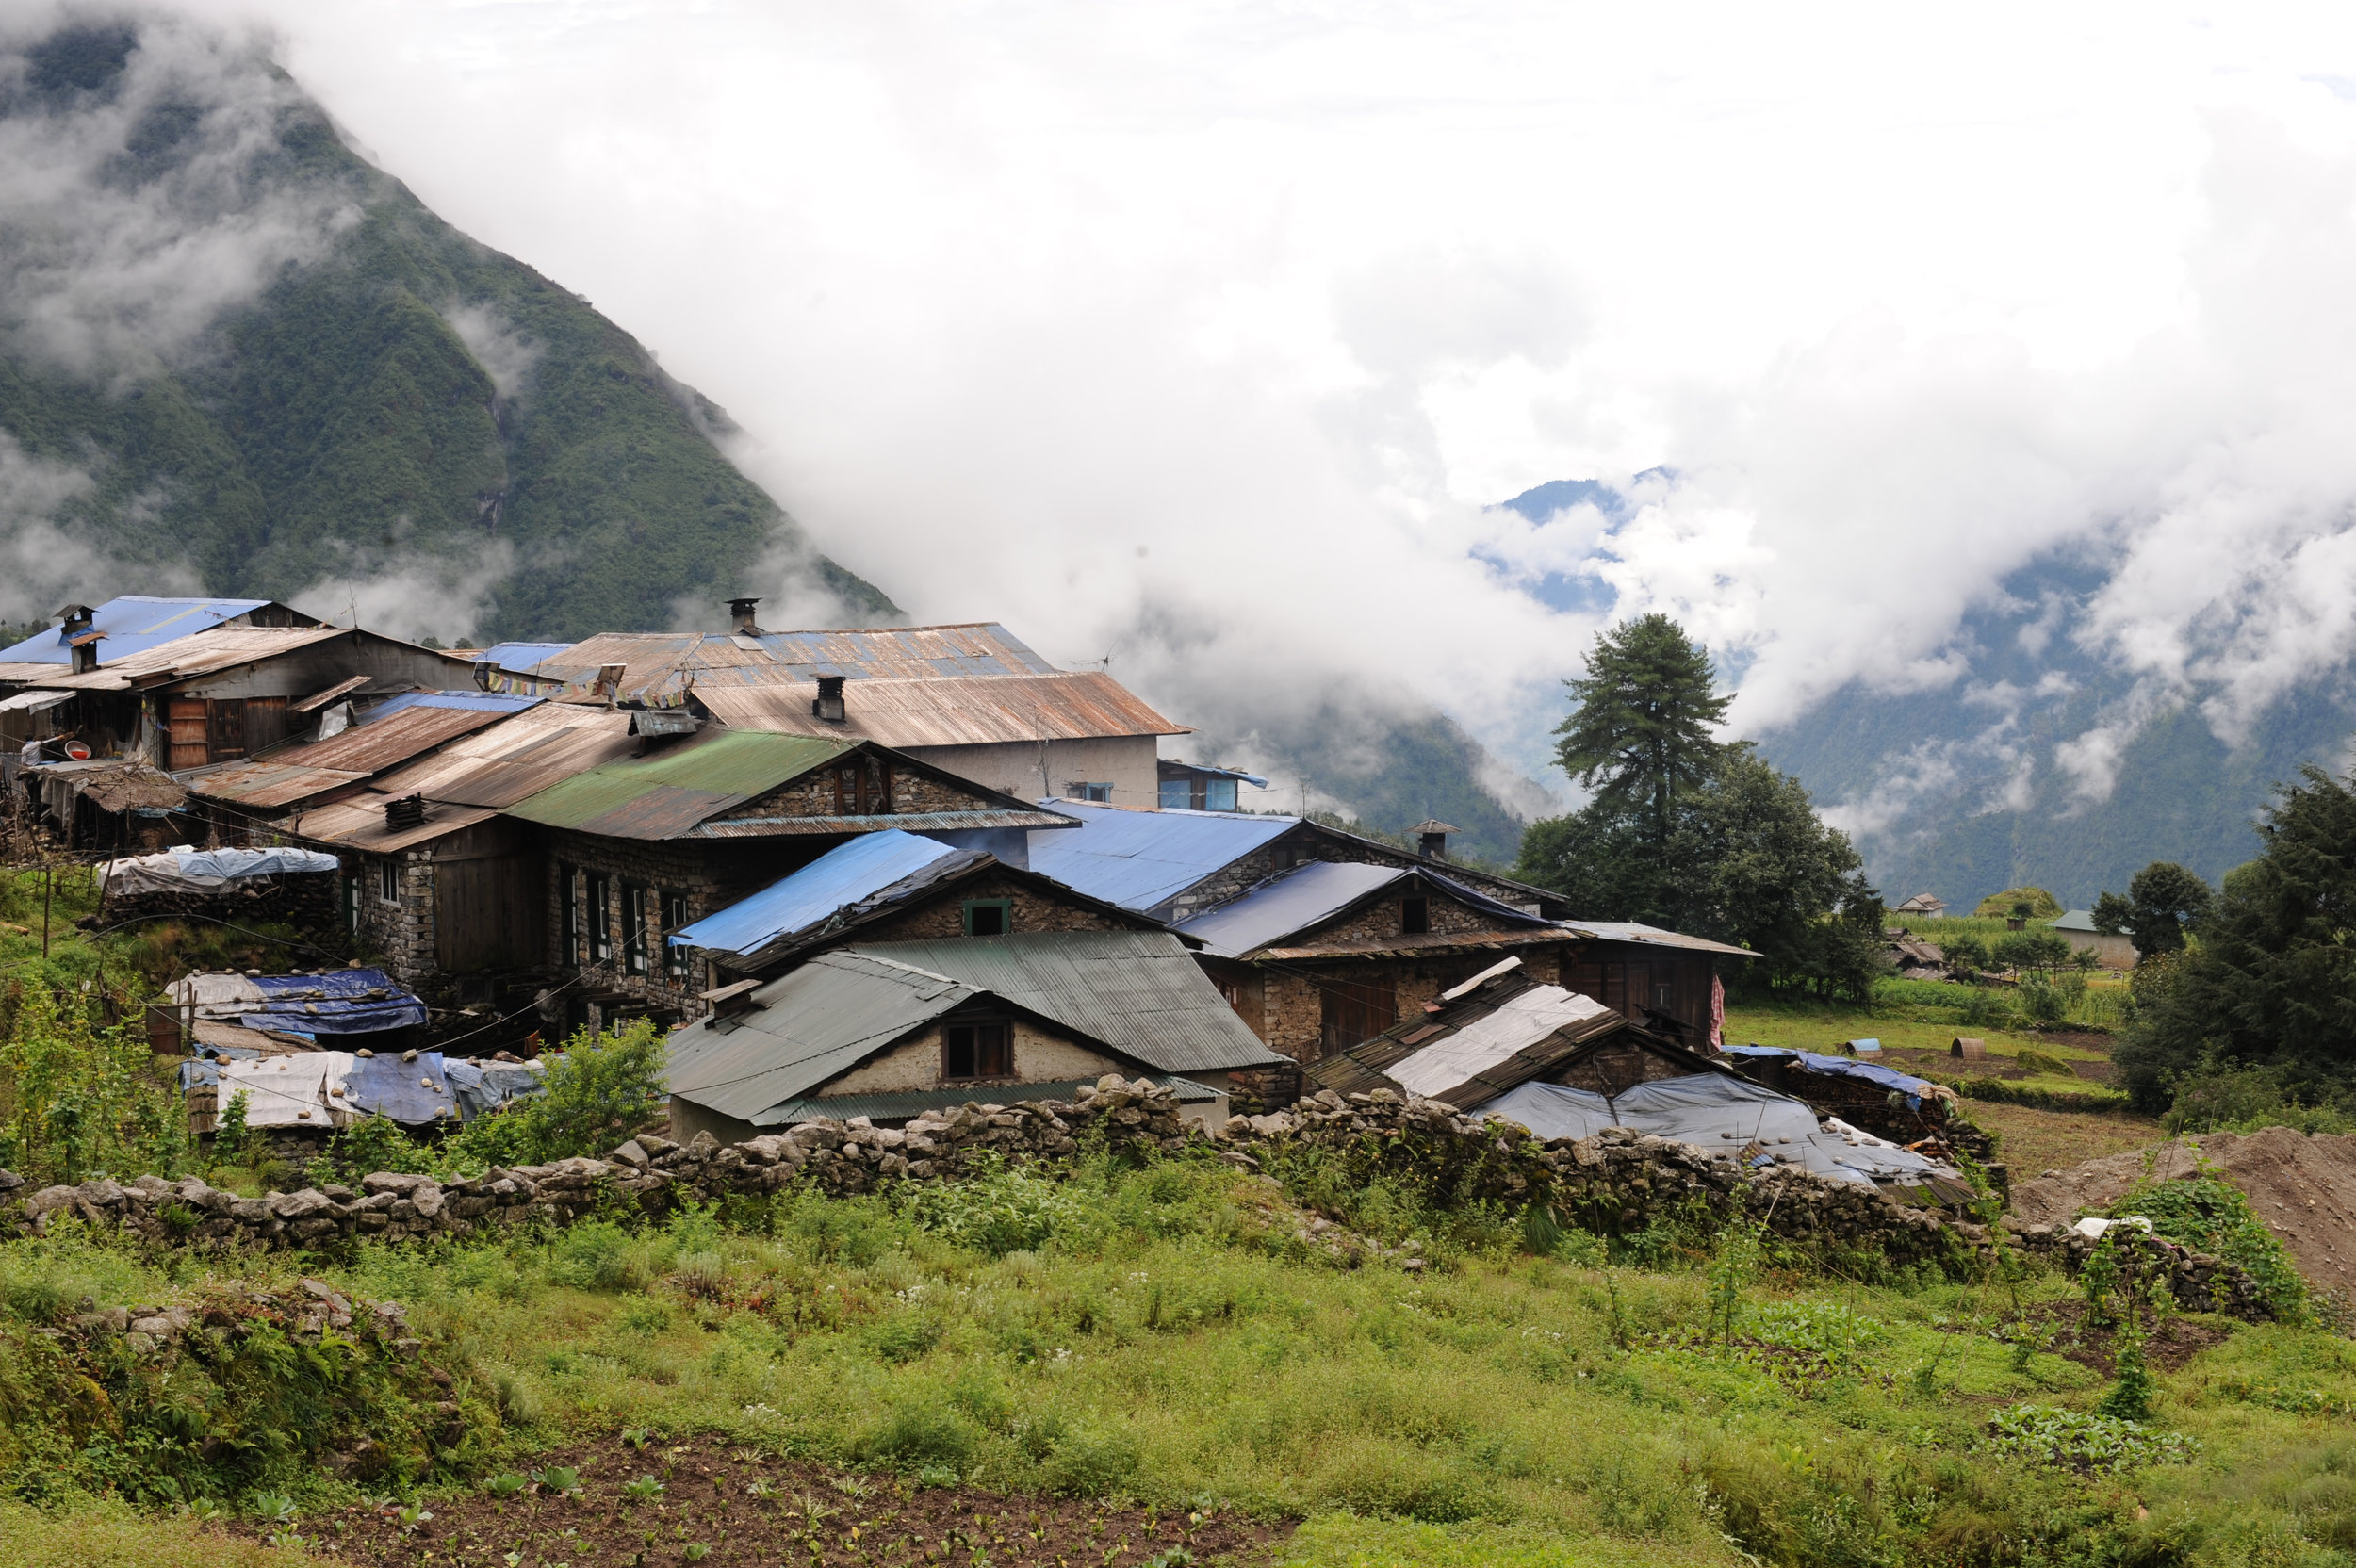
[{"x1": 0, "y1": 19, "x2": 893, "y2": 642}]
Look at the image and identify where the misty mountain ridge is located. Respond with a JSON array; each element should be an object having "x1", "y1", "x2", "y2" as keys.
[
  {"x1": 0, "y1": 17, "x2": 1558, "y2": 860},
  {"x1": 0, "y1": 18, "x2": 893, "y2": 642},
  {"x1": 1491, "y1": 479, "x2": 2356, "y2": 908}
]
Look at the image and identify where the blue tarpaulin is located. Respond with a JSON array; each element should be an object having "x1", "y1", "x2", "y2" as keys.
[
  {"x1": 443, "y1": 1059, "x2": 547, "y2": 1119},
  {"x1": 1721, "y1": 1044, "x2": 1939, "y2": 1110},
  {"x1": 172, "y1": 968, "x2": 429, "y2": 1035},
  {"x1": 341, "y1": 1050, "x2": 455, "y2": 1123},
  {"x1": 670, "y1": 829, "x2": 964, "y2": 956}
]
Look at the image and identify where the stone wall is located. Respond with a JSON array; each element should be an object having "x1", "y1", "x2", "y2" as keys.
[
  {"x1": 846, "y1": 871, "x2": 1141, "y2": 944},
  {"x1": 0, "y1": 1080, "x2": 2021, "y2": 1287},
  {"x1": 2008, "y1": 1217, "x2": 2277, "y2": 1321}
]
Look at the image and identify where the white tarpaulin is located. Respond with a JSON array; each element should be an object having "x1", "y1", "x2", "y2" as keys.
[
  {"x1": 1387, "y1": 985, "x2": 1612, "y2": 1101},
  {"x1": 0, "y1": 689, "x2": 72, "y2": 713},
  {"x1": 217, "y1": 1054, "x2": 339, "y2": 1128},
  {"x1": 99, "y1": 845, "x2": 339, "y2": 896}
]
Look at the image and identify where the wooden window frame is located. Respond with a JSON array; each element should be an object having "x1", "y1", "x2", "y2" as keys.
[
  {"x1": 377, "y1": 858, "x2": 399, "y2": 906},
  {"x1": 588, "y1": 873, "x2": 613, "y2": 963},
  {"x1": 961, "y1": 898, "x2": 1012, "y2": 937},
  {"x1": 623, "y1": 883, "x2": 649, "y2": 975},
  {"x1": 663, "y1": 890, "x2": 691, "y2": 980},
  {"x1": 559, "y1": 863, "x2": 581, "y2": 964},
  {"x1": 943, "y1": 1018, "x2": 1013, "y2": 1081}
]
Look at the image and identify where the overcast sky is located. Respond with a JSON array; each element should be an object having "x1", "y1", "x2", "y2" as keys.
[{"x1": 109, "y1": 1, "x2": 2356, "y2": 789}]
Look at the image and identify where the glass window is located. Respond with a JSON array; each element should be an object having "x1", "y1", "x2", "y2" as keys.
[
  {"x1": 1159, "y1": 777, "x2": 1190, "y2": 809},
  {"x1": 1067, "y1": 781, "x2": 1113, "y2": 802},
  {"x1": 1204, "y1": 777, "x2": 1238, "y2": 811},
  {"x1": 623, "y1": 884, "x2": 648, "y2": 975},
  {"x1": 588, "y1": 874, "x2": 613, "y2": 962},
  {"x1": 663, "y1": 891, "x2": 691, "y2": 980},
  {"x1": 378, "y1": 858, "x2": 399, "y2": 905},
  {"x1": 945, "y1": 1020, "x2": 1012, "y2": 1079}
]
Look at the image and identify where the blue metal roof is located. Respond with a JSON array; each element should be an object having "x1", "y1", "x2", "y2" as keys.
[
  {"x1": 1023, "y1": 801, "x2": 1300, "y2": 912},
  {"x1": 361, "y1": 691, "x2": 544, "y2": 722},
  {"x1": 670, "y1": 829, "x2": 961, "y2": 956},
  {"x1": 1175, "y1": 861, "x2": 1405, "y2": 956},
  {"x1": 0, "y1": 596, "x2": 277, "y2": 666},
  {"x1": 480, "y1": 641, "x2": 575, "y2": 673}
]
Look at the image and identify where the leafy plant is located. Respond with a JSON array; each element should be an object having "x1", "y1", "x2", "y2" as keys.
[
  {"x1": 621, "y1": 1475, "x2": 664, "y2": 1502},
  {"x1": 0, "y1": 983, "x2": 187, "y2": 1184},
  {"x1": 485, "y1": 1471, "x2": 528, "y2": 1497},
  {"x1": 446, "y1": 1021, "x2": 663, "y2": 1166},
  {"x1": 900, "y1": 1155, "x2": 1086, "y2": 1257},
  {"x1": 532, "y1": 1465, "x2": 581, "y2": 1496},
  {"x1": 1982, "y1": 1405, "x2": 2198, "y2": 1472},
  {"x1": 2104, "y1": 1174, "x2": 2307, "y2": 1321}
]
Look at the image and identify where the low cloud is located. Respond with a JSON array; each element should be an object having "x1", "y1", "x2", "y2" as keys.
[
  {"x1": 0, "y1": 429, "x2": 198, "y2": 621},
  {"x1": 291, "y1": 539, "x2": 516, "y2": 646}
]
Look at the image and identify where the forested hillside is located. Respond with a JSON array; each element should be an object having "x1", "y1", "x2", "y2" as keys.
[{"x1": 0, "y1": 20, "x2": 893, "y2": 642}]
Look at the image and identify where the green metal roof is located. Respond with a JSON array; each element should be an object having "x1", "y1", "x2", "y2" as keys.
[
  {"x1": 847, "y1": 930, "x2": 1290, "y2": 1075},
  {"x1": 501, "y1": 728, "x2": 856, "y2": 837}
]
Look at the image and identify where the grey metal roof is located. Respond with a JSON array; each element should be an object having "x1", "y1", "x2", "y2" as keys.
[
  {"x1": 1564, "y1": 921, "x2": 1758, "y2": 957},
  {"x1": 665, "y1": 950, "x2": 977, "y2": 1121},
  {"x1": 2050, "y1": 909, "x2": 2098, "y2": 933},
  {"x1": 1175, "y1": 861, "x2": 1404, "y2": 956},
  {"x1": 754, "y1": 1074, "x2": 1220, "y2": 1126},
  {"x1": 846, "y1": 930, "x2": 1288, "y2": 1074}
]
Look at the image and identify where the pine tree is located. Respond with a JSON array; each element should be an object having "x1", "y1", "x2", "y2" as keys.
[{"x1": 1551, "y1": 613, "x2": 1731, "y2": 862}]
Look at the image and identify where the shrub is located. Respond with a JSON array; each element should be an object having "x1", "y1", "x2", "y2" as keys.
[
  {"x1": 2106, "y1": 1174, "x2": 2307, "y2": 1320},
  {"x1": 2014, "y1": 1047, "x2": 2075, "y2": 1078},
  {"x1": 0, "y1": 983, "x2": 185, "y2": 1184},
  {"x1": 900, "y1": 1156, "x2": 1085, "y2": 1257},
  {"x1": 859, "y1": 1404, "x2": 979, "y2": 1477},
  {"x1": 446, "y1": 1020, "x2": 663, "y2": 1167}
]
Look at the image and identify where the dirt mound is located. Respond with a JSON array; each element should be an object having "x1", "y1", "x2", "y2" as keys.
[{"x1": 2009, "y1": 1126, "x2": 2356, "y2": 1297}]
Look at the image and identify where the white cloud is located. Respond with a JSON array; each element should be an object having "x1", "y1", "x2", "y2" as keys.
[{"x1": 0, "y1": 429, "x2": 198, "y2": 620}]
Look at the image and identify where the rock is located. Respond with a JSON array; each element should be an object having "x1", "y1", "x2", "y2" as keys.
[
  {"x1": 686, "y1": 1131, "x2": 719, "y2": 1157},
  {"x1": 610, "y1": 1139, "x2": 651, "y2": 1170},
  {"x1": 269, "y1": 1188, "x2": 334, "y2": 1220},
  {"x1": 362, "y1": 1172, "x2": 432, "y2": 1197}
]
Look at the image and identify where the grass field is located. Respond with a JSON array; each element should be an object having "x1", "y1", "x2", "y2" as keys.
[{"x1": 6, "y1": 1148, "x2": 2356, "y2": 1567}]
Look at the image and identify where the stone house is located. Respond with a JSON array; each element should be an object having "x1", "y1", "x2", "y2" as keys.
[
  {"x1": 667, "y1": 826, "x2": 1177, "y2": 982},
  {"x1": 498, "y1": 726, "x2": 1074, "y2": 1031},
  {"x1": 665, "y1": 930, "x2": 1290, "y2": 1142}
]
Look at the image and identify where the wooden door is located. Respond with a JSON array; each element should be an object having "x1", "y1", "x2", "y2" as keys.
[
  {"x1": 1318, "y1": 974, "x2": 1397, "y2": 1059},
  {"x1": 205, "y1": 699, "x2": 246, "y2": 761},
  {"x1": 437, "y1": 856, "x2": 548, "y2": 972},
  {"x1": 242, "y1": 696, "x2": 287, "y2": 753},
  {"x1": 167, "y1": 699, "x2": 209, "y2": 770}
]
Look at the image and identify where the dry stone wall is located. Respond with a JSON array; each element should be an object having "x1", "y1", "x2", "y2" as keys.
[{"x1": 0, "y1": 1079, "x2": 2263, "y2": 1313}]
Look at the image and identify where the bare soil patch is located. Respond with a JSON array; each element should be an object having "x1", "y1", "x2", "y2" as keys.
[
  {"x1": 2018, "y1": 1298, "x2": 2233, "y2": 1376},
  {"x1": 242, "y1": 1432, "x2": 1294, "y2": 1567}
]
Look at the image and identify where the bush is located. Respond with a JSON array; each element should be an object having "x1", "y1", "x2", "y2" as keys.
[
  {"x1": 2165, "y1": 1062, "x2": 2356, "y2": 1138},
  {"x1": 446, "y1": 1021, "x2": 663, "y2": 1167},
  {"x1": 2106, "y1": 1174, "x2": 2307, "y2": 1320},
  {"x1": 859, "y1": 1404, "x2": 980, "y2": 1478},
  {"x1": 2014, "y1": 1047, "x2": 2076, "y2": 1078},
  {"x1": 900, "y1": 1156, "x2": 1085, "y2": 1258},
  {"x1": 0, "y1": 984, "x2": 185, "y2": 1184}
]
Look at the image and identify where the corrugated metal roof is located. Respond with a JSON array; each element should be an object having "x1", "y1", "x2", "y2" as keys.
[
  {"x1": 755, "y1": 624, "x2": 1060, "y2": 679},
  {"x1": 185, "y1": 703, "x2": 522, "y2": 808},
  {"x1": 1256, "y1": 928, "x2": 1575, "y2": 962},
  {"x1": 361, "y1": 691, "x2": 543, "y2": 721},
  {"x1": 752, "y1": 1075, "x2": 1219, "y2": 1125},
  {"x1": 286, "y1": 796, "x2": 500, "y2": 853},
  {"x1": 1175, "y1": 862, "x2": 1405, "y2": 956},
  {"x1": 1023, "y1": 800, "x2": 1301, "y2": 912},
  {"x1": 0, "y1": 596, "x2": 288, "y2": 668},
  {"x1": 1565, "y1": 922, "x2": 1758, "y2": 957},
  {"x1": 501, "y1": 729, "x2": 855, "y2": 836},
  {"x1": 666, "y1": 950, "x2": 978, "y2": 1120},
  {"x1": 23, "y1": 625, "x2": 352, "y2": 690},
  {"x1": 848, "y1": 931, "x2": 1288, "y2": 1073},
  {"x1": 690, "y1": 808, "x2": 1076, "y2": 838},
  {"x1": 1388, "y1": 986, "x2": 1613, "y2": 1101},
  {"x1": 369, "y1": 702, "x2": 640, "y2": 808},
  {"x1": 479, "y1": 642, "x2": 575, "y2": 673},
  {"x1": 2049, "y1": 909, "x2": 2097, "y2": 933},
  {"x1": 695, "y1": 670, "x2": 1186, "y2": 745},
  {"x1": 185, "y1": 761, "x2": 371, "y2": 808},
  {"x1": 671, "y1": 830, "x2": 963, "y2": 956}
]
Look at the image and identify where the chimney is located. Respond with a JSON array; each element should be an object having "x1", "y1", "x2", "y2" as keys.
[
  {"x1": 1412, "y1": 819, "x2": 1459, "y2": 860},
  {"x1": 384, "y1": 794, "x2": 426, "y2": 831},
  {"x1": 811, "y1": 674, "x2": 847, "y2": 724},
  {"x1": 68, "y1": 630, "x2": 102, "y2": 675},
  {"x1": 728, "y1": 596, "x2": 761, "y2": 636}
]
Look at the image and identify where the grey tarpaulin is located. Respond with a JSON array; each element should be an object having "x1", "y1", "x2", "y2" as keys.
[
  {"x1": 442, "y1": 1059, "x2": 547, "y2": 1120},
  {"x1": 1480, "y1": 1072, "x2": 1955, "y2": 1189},
  {"x1": 340, "y1": 1051, "x2": 456, "y2": 1125},
  {"x1": 101, "y1": 845, "x2": 339, "y2": 896}
]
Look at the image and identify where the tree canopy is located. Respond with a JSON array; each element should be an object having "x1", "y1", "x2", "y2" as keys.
[
  {"x1": 2093, "y1": 861, "x2": 2213, "y2": 959},
  {"x1": 1552, "y1": 614, "x2": 1730, "y2": 861},
  {"x1": 2114, "y1": 767, "x2": 2356, "y2": 1109},
  {"x1": 1519, "y1": 615, "x2": 1881, "y2": 1001}
]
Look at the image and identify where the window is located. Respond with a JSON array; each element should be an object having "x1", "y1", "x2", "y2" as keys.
[
  {"x1": 834, "y1": 763, "x2": 869, "y2": 815},
  {"x1": 1159, "y1": 778, "x2": 1190, "y2": 809},
  {"x1": 559, "y1": 863, "x2": 580, "y2": 963},
  {"x1": 378, "y1": 858, "x2": 399, "y2": 905},
  {"x1": 1204, "y1": 778, "x2": 1238, "y2": 811},
  {"x1": 1067, "y1": 781, "x2": 1113, "y2": 802},
  {"x1": 588, "y1": 874, "x2": 613, "y2": 962},
  {"x1": 663, "y1": 890, "x2": 691, "y2": 980},
  {"x1": 1400, "y1": 896, "x2": 1430, "y2": 936},
  {"x1": 944, "y1": 1020, "x2": 1012, "y2": 1079},
  {"x1": 623, "y1": 884, "x2": 648, "y2": 975},
  {"x1": 962, "y1": 899, "x2": 1011, "y2": 937},
  {"x1": 343, "y1": 874, "x2": 359, "y2": 935}
]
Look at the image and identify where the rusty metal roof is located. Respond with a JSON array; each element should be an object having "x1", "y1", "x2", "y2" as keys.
[
  {"x1": 285, "y1": 796, "x2": 501, "y2": 854},
  {"x1": 694, "y1": 670, "x2": 1186, "y2": 745},
  {"x1": 501, "y1": 729, "x2": 856, "y2": 837},
  {"x1": 367, "y1": 702, "x2": 641, "y2": 808},
  {"x1": 757, "y1": 624, "x2": 1061, "y2": 678},
  {"x1": 691, "y1": 808, "x2": 1077, "y2": 838},
  {"x1": 22, "y1": 626, "x2": 347, "y2": 690},
  {"x1": 1257, "y1": 928, "x2": 1575, "y2": 962},
  {"x1": 184, "y1": 702, "x2": 522, "y2": 809}
]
